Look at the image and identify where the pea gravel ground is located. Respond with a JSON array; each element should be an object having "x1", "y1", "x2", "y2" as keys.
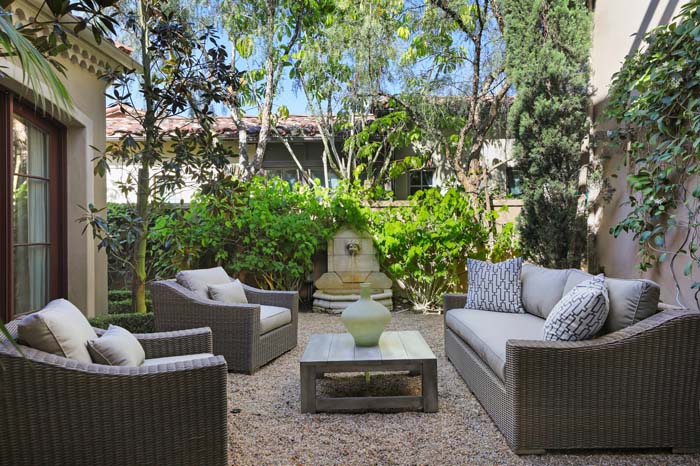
[{"x1": 227, "y1": 311, "x2": 700, "y2": 465}]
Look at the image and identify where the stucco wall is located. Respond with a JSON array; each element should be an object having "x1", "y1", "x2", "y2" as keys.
[
  {"x1": 1, "y1": 0, "x2": 137, "y2": 316},
  {"x1": 591, "y1": 0, "x2": 698, "y2": 308}
]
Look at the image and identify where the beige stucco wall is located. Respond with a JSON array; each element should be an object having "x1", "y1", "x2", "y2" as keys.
[
  {"x1": 2, "y1": 0, "x2": 139, "y2": 317},
  {"x1": 591, "y1": 0, "x2": 698, "y2": 308}
]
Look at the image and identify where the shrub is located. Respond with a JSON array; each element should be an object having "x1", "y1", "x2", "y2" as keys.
[
  {"x1": 89, "y1": 313, "x2": 155, "y2": 334},
  {"x1": 152, "y1": 177, "x2": 340, "y2": 290},
  {"x1": 371, "y1": 189, "x2": 490, "y2": 312}
]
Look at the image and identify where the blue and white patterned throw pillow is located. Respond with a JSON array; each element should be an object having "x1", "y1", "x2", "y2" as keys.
[
  {"x1": 543, "y1": 274, "x2": 609, "y2": 341},
  {"x1": 466, "y1": 257, "x2": 525, "y2": 313}
]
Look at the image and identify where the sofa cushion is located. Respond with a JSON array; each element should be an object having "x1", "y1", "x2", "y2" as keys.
[
  {"x1": 564, "y1": 270, "x2": 661, "y2": 333},
  {"x1": 260, "y1": 305, "x2": 292, "y2": 335},
  {"x1": 543, "y1": 274, "x2": 609, "y2": 341},
  {"x1": 208, "y1": 279, "x2": 248, "y2": 304},
  {"x1": 521, "y1": 263, "x2": 570, "y2": 319},
  {"x1": 445, "y1": 308, "x2": 544, "y2": 381},
  {"x1": 142, "y1": 353, "x2": 215, "y2": 366},
  {"x1": 176, "y1": 267, "x2": 231, "y2": 299},
  {"x1": 466, "y1": 257, "x2": 525, "y2": 313},
  {"x1": 17, "y1": 299, "x2": 97, "y2": 363},
  {"x1": 87, "y1": 325, "x2": 146, "y2": 366}
]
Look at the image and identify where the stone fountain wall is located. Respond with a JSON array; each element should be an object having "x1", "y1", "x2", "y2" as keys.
[{"x1": 313, "y1": 227, "x2": 393, "y2": 313}]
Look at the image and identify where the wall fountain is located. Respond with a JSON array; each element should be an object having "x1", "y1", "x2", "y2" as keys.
[{"x1": 313, "y1": 227, "x2": 393, "y2": 313}]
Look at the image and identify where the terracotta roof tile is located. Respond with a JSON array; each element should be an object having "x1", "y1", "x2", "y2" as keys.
[{"x1": 105, "y1": 105, "x2": 322, "y2": 140}]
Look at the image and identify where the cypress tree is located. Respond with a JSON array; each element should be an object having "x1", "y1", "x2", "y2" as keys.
[{"x1": 503, "y1": 0, "x2": 592, "y2": 268}]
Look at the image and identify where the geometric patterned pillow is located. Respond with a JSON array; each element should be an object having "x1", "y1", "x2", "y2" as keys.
[
  {"x1": 465, "y1": 257, "x2": 525, "y2": 313},
  {"x1": 543, "y1": 274, "x2": 610, "y2": 341}
]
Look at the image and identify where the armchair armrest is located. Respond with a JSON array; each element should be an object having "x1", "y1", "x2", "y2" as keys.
[
  {"x1": 444, "y1": 293, "x2": 468, "y2": 313},
  {"x1": 242, "y1": 283, "x2": 299, "y2": 314},
  {"x1": 94, "y1": 326, "x2": 214, "y2": 359},
  {"x1": 0, "y1": 348, "x2": 228, "y2": 466}
]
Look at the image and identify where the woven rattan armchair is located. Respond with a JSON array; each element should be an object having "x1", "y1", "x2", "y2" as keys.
[
  {"x1": 149, "y1": 279, "x2": 298, "y2": 374},
  {"x1": 0, "y1": 321, "x2": 228, "y2": 466},
  {"x1": 444, "y1": 293, "x2": 700, "y2": 454}
]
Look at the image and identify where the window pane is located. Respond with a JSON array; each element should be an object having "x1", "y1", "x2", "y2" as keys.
[
  {"x1": 13, "y1": 245, "x2": 50, "y2": 314},
  {"x1": 13, "y1": 176, "x2": 50, "y2": 244},
  {"x1": 13, "y1": 117, "x2": 48, "y2": 177}
]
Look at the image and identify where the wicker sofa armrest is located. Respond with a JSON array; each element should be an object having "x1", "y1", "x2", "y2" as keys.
[
  {"x1": 242, "y1": 283, "x2": 299, "y2": 316},
  {"x1": 444, "y1": 293, "x2": 468, "y2": 312},
  {"x1": 504, "y1": 309, "x2": 700, "y2": 448}
]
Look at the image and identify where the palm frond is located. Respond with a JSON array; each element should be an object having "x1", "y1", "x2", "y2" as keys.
[{"x1": 0, "y1": 11, "x2": 73, "y2": 113}]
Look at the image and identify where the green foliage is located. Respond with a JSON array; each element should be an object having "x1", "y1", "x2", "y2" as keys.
[
  {"x1": 372, "y1": 188, "x2": 491, "y2": 311},
  {"x1": 89, "y1": 313, "x2": 155, "y2": 334},
  {"x1": 152, "y1": 177, "x2": 341, "y2": 290},
  {"x1": 517, "y1": 182, "x2": 586, "y2": 269},
  {"x1": 108, "y1": 289, "x2": 152, "y2": 314},
  {"x1": 607, "y1": 1, "x2": 700, "y2": 308},
  {"x1": 0, "y1": 1, "x2": 118, "y2": 113},
  {"x1": 504, "y1": 0, "x2": 592, "y2": 268}
]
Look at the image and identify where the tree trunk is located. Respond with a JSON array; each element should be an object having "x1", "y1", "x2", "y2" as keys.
[{"x1": 131, "y1": 0, "x2": 152, "y2": 314}]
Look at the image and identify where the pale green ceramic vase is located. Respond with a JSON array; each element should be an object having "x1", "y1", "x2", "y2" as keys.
[{"x1": 341, "y1": 283, "x2": 391, "y2": 347}]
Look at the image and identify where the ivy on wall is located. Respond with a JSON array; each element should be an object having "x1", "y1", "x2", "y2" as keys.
[{"x1": 607, "y1": 0, "x2": 700, "y2": 308}]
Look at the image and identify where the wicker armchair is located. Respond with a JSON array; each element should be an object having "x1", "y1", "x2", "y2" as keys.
[
  {"x1": 149, "y1": 279, "x2": 298, "y2": 374},
  {"x1": 0, "y1": 321, "x2": 228, "y2": 466},
  {"x1": 444, "y1": 293, "x2": 700, "y2": 454}
]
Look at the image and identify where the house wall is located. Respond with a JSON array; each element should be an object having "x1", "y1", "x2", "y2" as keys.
[
  {"x1": 1, "y1": 0, "x2": 138, "y2": 317},
  {"x1": 590, "y1": 0, "x2": 697, "y2": 308}
]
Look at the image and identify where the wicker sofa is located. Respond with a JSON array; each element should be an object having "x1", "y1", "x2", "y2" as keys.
[
  {"x1": 444, "y1": 264, "x2": 700, "y2": 454},
  {"x1": 0, "y1": 320, "x2": 228, "y2": 466},
  {"x1": 149, "y1": 278, "x2": 298, "y2": 374}
]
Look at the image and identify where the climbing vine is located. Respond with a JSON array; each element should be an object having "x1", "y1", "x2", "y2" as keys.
[{"x1": 607, "y1": 0, "x2": 700, "y2": 308}]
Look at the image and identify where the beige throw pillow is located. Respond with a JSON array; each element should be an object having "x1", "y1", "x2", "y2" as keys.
[
  {"x1": 87, "y1": 325, "x2": 146, "y2": 366},
  {"x1": 17, "y1": 299, "x2": 97, "y2": 363},
  {"x1": 209, "y1": 279, "x2": 248, "y2": 304},
  {"x1": 176, "y1": 266, "x2": 231, "y2": 298}
]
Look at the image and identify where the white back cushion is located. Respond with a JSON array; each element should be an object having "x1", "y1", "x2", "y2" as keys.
[
  {"x1": 521, "y1": 263, "x2": 570, "y2": 319},
  {"x1": 564, "y1": 270, "x2": 660, "y2": 333},
  {"x1": 87, "y1": 325, "x2": 146, "y2": 366},
  {"x1": 176, "y1": 266, "x2": 231, "y2": 298},
  {"x1": 17, "y1": 299, "x2": 97, "y2": 363},
  {"x1": 208, "y1": 279, "x2": 248, "y2": 304}
]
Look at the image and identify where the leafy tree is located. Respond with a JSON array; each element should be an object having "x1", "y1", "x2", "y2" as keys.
[
  {"x1": 607, "y1": 0, "x2": 700, "y2": 309},
  {"x1": 82, "y1": 0, "x2": 236, "y2": 313},
  {"x1": 503, "y1": 0, "x2": 592, "y2": 268},
  {"x1": 218, "y1": 0, "x2": 333, "y2": 180},
  {"x1": 1, "y1": 0, "x2": 118, "y2": 112},
  {"x1": 393, "y1": 0, "x2": 511, "y2": 198},
  {"x1": 293, "y1": 0, "x2": 406, "y2": 188}
]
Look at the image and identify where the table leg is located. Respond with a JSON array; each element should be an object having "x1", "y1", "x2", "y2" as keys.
[
  {"x1": 301, "y1": 365, "x2": 317, "y2": 414},
  {"x1": 422, "y1": 360, "x2": 438, "y2": 413}
]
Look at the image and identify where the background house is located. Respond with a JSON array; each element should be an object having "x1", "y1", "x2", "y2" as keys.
[
  {"x1": 0, "y1": 0, "x2": 139, "y2": 320},
  {"x1": 105, "y1": 106, "x2": 519, "y2": 202}
]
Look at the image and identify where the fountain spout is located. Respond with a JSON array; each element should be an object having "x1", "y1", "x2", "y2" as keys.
[{"x1": 345, "y1": 240, "x2": 360, "y2": 257}]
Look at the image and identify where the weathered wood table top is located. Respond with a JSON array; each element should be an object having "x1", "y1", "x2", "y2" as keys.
[{"x1": 300, "y1": 331, "x2": 438, "y2": 413}]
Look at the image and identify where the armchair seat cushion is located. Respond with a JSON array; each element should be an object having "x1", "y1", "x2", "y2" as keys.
[
  {"x1": 446, "y1": 308, "x2": 544, "y2": 381},
  {"x1": 260, "y1": 305, "x2": 292, "y2": 335},
  {"x1": 142, "y1": 353, "x2": 215, "y2": 366}
]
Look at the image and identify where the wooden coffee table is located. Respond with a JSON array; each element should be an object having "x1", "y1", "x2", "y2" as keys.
[{"x1": 300, "y1": 331, "x2": 438, "y2": 413}]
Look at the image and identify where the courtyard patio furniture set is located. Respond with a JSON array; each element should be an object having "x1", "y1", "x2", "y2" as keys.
[{"x1": 1, "y1": 261, "x2": 699, "y2": 466}]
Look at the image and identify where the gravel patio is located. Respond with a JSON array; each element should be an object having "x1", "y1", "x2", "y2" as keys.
[{"x1": 227, "y1": 311, "x2": 700, "y2": 465}]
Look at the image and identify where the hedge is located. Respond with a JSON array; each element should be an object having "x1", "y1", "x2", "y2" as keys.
[{"x1": 89, "y1": 313, "x2": 155, "y2": 334}]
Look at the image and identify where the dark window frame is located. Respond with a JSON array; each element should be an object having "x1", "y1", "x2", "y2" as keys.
[{"x1": 0, "y1": 89, "x2": 67, "y2": 322}]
